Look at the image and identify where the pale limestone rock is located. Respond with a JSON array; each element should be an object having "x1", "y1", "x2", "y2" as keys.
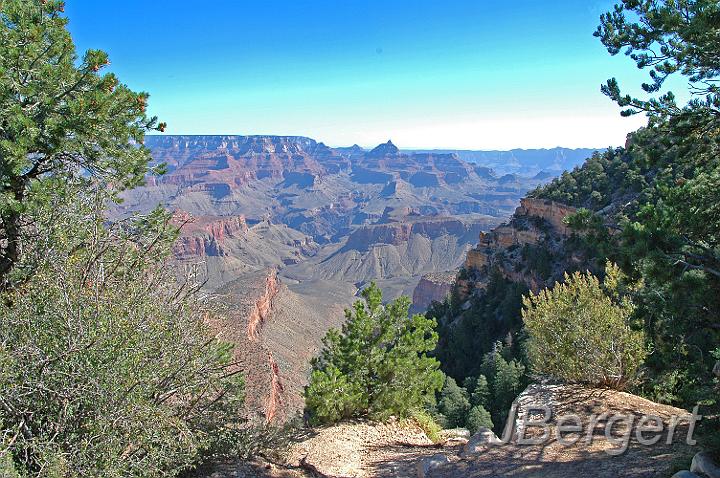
[
  {"x1": 672, "y1": 471, "x2": 703, "y2": 478},
  {"x1": 691, "y1": 452, "x2": 720, "y2": 478},
  {"x1": 416, "y1": 453, "x2": 450, "y2": 478},
  {"x1": 461, "y1": 427, "x2": 502, "y2": 456}
]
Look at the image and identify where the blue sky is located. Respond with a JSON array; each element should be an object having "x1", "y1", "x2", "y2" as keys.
[{"x1": 65, "y1": 0, "x2": 671, "y2": 150}]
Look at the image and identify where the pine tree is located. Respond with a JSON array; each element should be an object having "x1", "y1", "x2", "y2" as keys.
[
  {"x1": 305, "y1": 283, "x2": 444, "y2": 425},
  {"x1": 466, "y1": 405, "x2": 494, "y2": 434},
  {"x1": 492, "y1": 355, "x2": 525, "y2": 429},
  {"x1": 0, "y1": 0, "x2": 166, "y2": 289},
  {"x1": 595, "y1": 0, "x2": 720, "y2": 132},
  {"x1": 471, "y1": 374, "x2": 490, "y2": 409},
  {"x1": 438, "y1": 377, "x2": 471, "y2": 428}
]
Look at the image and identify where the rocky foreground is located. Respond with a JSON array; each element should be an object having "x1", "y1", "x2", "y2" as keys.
[{"x1": 202, "y1": 383, "x2": 710, "y2": 478}]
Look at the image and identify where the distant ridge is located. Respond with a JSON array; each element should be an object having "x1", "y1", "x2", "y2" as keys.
[
  {"x1": 407, "y1": 146, "x2": 600, "y2": 175},
  {"x1": 144, "y1": 135, "x2": 599, "y2": 176}
]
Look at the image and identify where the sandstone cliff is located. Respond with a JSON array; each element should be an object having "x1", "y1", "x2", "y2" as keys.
[
  {"x1": 412, "y1": 272, "x2": 456, "y2": 313},
  {"x1": 172, "y1": 211, "x2": 249, "y2": 259},
  {"x1": 459, "y1": 197, "x2": 579, "y2": 296}
]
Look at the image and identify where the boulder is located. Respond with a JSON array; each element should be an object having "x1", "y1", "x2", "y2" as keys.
[
  {"x1": 691, "y1": 452, "x2": 720, "y2": 478},
  {"x1": 441, "y1": 428, "x2": 471, "y2": 440},
  {"x1": 671, "y1": 471, "x2": 703, "y2": 478},
  {"x1": 440, "y1": 428, "x2": 470, "y2": 445},
  {"x1": 416, "y1": 453, "x2": 450, "y2": 478},
  {"x1": 461, "y1": 427, "x2": 502, "y2": 456}
]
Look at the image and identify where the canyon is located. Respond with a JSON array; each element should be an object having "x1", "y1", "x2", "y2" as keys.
[{"x1": 116, "y1": 135, "x2": 594, "y2": 421}]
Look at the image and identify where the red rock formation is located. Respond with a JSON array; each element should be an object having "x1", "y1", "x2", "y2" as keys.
[
  {"x1": 264, "y1": 351, "x2": 285, "y2": 423},
  {"x1": 247, "y1": 271, "x2": 280, "y2": 342},
  {"x1": 345, "y1": 217, "x2": 495, "y2": 252},
  {"x1": 464, "y1": 248, "x2": 489, "y2": 271},
  {"x1": 148, "y1": 135, "x2": 346, "y2": 193},
  {"x1": 172, "y1": 212, "x2": 249, "y2": 259},
  {"x1": 208, "y1": 269, "x2": 286, "y2": 423},
  {"x1": 464, "y1": 198, "x2": 576, "y2": 266},
  {"x1": 459, "y1": 198, "x2": 578, "y2": 298}
]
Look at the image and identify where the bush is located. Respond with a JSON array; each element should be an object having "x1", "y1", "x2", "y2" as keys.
[
  {"x1": 466, "y1": 406, "x2": 494, "y2": 434},
  {"x1": 522, "y1": 264, "x2": 646, "y2": 388},
  {"x1": 406, "y1": 410, "x2": 444, "y2": 444},
  {"x1": 0, "y1": 192, "x2": 247, "y2": 477},
  {"x1": 305, "y1": 283, "x2": 444, "y2": 425}
]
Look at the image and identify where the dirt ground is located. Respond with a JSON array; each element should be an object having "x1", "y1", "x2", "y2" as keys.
[{"x1": 203, "y1": 384, "x2": 699, "y2": 478}]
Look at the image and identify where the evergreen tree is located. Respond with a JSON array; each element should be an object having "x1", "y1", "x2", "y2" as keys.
[
  {"x1": 305, "y1": 283, "x2": 444, "y2": 425},
  {"x1": 596, "y1": 0, "x2": 720, "y2": 132},
  {"x1": 466, "y1": 406, "x2": 494, "y2": 434},
  {"x1": 438, "y1": 377, "x2": 471, "y2": 429},
  {"x1": 491, "y1": 354, "x2": 525, "y2": 430},
  {"x1": 0, "y1": 0, "x2": 166, "y2": 290},
  {"x1": 470, "y1": 374, "x2": 490, "y2": 409},
  {"x1": 431, "y1": 271, "x2": 527, "y2": 381}
]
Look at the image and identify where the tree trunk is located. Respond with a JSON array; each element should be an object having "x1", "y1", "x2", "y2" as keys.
[{"x1": 0, "y1": 208, "x2": 21, "y2": 290}]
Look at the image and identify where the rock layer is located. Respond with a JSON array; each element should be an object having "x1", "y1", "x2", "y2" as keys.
[{"x1": 412, "y1": 273, "x2": 456, "y2": 312}]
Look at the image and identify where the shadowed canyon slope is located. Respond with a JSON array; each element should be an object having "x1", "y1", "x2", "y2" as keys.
[{"x1": 115, "y1": 135, "x2": 588, "y2": 421}]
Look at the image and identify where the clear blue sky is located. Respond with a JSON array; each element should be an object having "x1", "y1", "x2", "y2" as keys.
[{"x1": 65, "y1": 0, "x2": 670, "y2": 150}]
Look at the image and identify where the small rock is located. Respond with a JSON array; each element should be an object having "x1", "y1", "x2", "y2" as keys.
[
  {"x1": 441, "y1": 428, "x2": 470, "y2": 445},
  {"x1": 441, "y1": 428, "x2": 471, "y2": 440},
  {"x1": 672, "y1": 471, "x2": 703, "y2": 478},
  {"x1": 691, "y1": 452, "x2": 720, "y2": 478},
  {"x1": 461, "y1": 427, "x2": 502, "y2": 456},
  {"x1": 713, "y1": 360, "x2": 720, "y2": 378},
  {"x1": 416, "y1": 453, "x2": 451, "y2": 478}
]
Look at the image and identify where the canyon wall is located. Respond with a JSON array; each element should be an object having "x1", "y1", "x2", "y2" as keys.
[
  {"x1": 425, "y1": 197, "x2": 580, "y2": 306},
  {"x1": 172, "y1": 212, "x2": 250, "y2": 258},
  {"x1": 211, "y1": 270, "x2": 354, "y2": 423},
  {"x1": 411, "y1": 272, "x2": 456, "y2": 312}
]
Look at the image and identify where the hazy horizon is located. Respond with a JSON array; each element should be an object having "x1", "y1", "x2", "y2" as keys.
[{"x1": 143, "y1": 133, "x2": 613, "y2": 152}]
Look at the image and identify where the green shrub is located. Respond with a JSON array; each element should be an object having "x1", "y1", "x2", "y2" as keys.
[
  {"x1": 0, "y1": 2, "x2": 275, "y2": 474},
  {"x1": 0, "y1": 453, "x2": 20, "y2": 478},
  {"x1": 406, "y1": 410, "x2": 444, "y2": 444},
  {"x1": 305, "y1": 283, "x2": 444, "y2": 425},
  {"x1": 522, "y1": 264, "x2": 646, "y2": 388}
]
